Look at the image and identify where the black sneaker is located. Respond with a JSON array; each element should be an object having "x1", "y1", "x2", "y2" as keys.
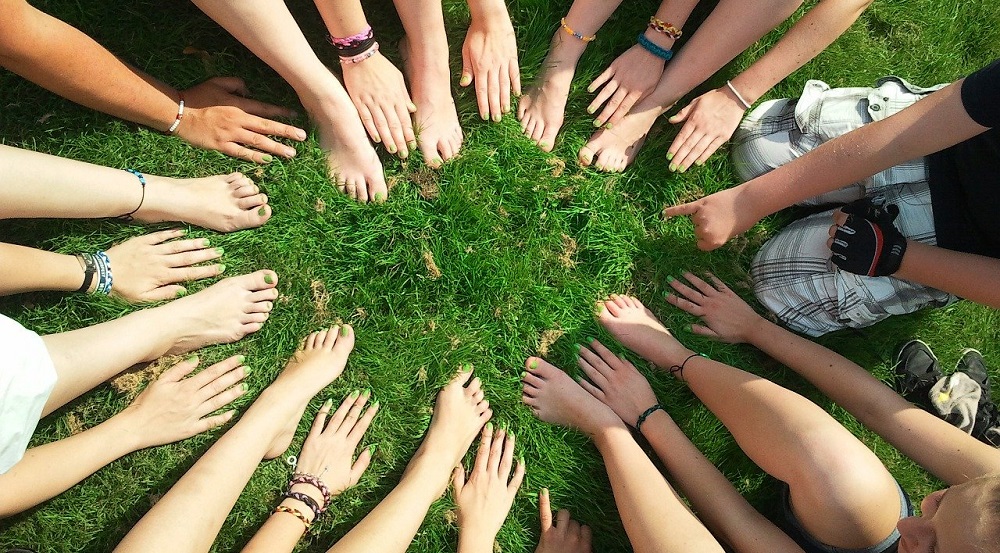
[
  {"x1": 895, "y1": 340, "x2": 942, "y2": 411},
  {"x1": 955, "y1": 348, "x2": 1000, "y2": 447}
]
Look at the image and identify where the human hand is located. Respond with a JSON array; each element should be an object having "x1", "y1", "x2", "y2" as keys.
[
  {"x1": 105, "y1": 229, "x2": 223, "y2": 302},
  {"x1": 665, "y1": 272, "x2": 764, "y2": 344},
  {"x1": 826, "y1": 199, "x2": 908, "y2": 276},
  {"x1": 454, "y1": 425, "x2": 526, "y2": 551},
  {"x1": 534, "y1": 489, "x2": 592, "y2": 553},
  {"x1": 178, "y1": 77, "x2": 308, "y2": 163},
  {"x1": 293, "y1": 391, "x2": 377, "y2": 505},
  {"x1": 461, "y1": 15, "x2": 521, "y2": 122},
  {"x1": 342, "y1": 53, "x2": 417, "y2": 158},
  {"x1": 662, "y1": 186, "x2": 760, "y2": 251},
  {"x1": 666, "y1": 87, "x2": 746, "y2": 172},
  {"x1": 587, "y1": 44, "x2": 666, "y2": 128},
  {"x1": 575, "y1": 340, "x2": 658, "y2": 427},
  {"x1": 122, "y1": 355, "x2": 247, "y2": 449}
]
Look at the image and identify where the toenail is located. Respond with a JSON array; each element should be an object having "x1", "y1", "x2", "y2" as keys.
[
  {"x1": 218, "y1": 264, "x2": 226, "y2": 274},
  {"x1": 215, "y1": 247, "x2": 225, "y2": 255},
  {"x1": 264, "y1": 274, "x2": 274, "y2": 284},
  {"x1": 485, "y1": 422, "x2": 493, "y2": 432},
  {"x1": 374, "y1": 192, "x2": 385, "y2": 202},
  {"x1": 529, "y1": 359, "x2": 538, "y2": 369},
  {"x1": 261, "y1": 154, "x2": 273, "y2": 163},
  {"x1": 340, "y1": 325, "x2": 349, "y2": 336},
  {"x1": 587, "y1": 336, "x2": 596, "y2": 344},
  {"x1": 258, "y1": 206, "x2": 268, "y2": 216},
  {"x1": 520, "y1": 371, "x2": 527, "y2": 379}
]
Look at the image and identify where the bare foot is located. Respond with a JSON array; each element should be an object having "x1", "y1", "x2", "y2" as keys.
[
  {"x1": 160, "y1": 269, "x2": 279, "y2": 355},
  {"x1": 517, "y1": 31, "x2": 587, "y2": 152},
  {"x1": 521, "y1": 357, "x2": 620, "y2": 436},
  {"x1": 415, "y1": 367, "x2": 493, "y2": 476},
  {"x1": 302, "y1": 89, "x2": 389, "y2": 203},
  {"x1": 400, "y1": 36, "x2": 464, "y2": 169},
  {"x1": 264, "y1": 325, "x2": 357, "y2": 459},
  {"x1": 138, "y1": 172, "x2": 271, "y2": 232},
  {"x1": 597, "y1": 294, "x2": 691, "y2": 370},
  {"x1": 578, "y1": 107, "x2": 659, "y2": 172}
]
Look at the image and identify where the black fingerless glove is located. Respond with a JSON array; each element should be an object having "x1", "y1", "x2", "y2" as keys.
[{"x1": 830, "y1": 198, "x2": 908, "y2": 277}]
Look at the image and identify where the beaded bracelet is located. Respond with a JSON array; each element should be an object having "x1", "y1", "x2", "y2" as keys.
[
  {"x1": 274, "y1": 505, "x2": 312, "y2": 532},
  {"x1": 560, "y1": 17, "x2": 596, "y2": 42},
  {"x1": 635, "y1": 403, "x2": 665, "y2": 432},
  {"x1": 284, "y1": 490, "x2": 324, "y2": 519},
  {"x1": 93, "y1": 251, "x2": 113, "y2": 295},
  {"x1": 339, "y1": 42, "x2": 380, "y2": 65},
  {"x1": 166, "y1": 94, "x2": 185, "y2": 134},
  {"x1": 648, "y1": 16, "x2": 682, "y2": 40},
  {"x1": 668, "y1": 353, "x2": 707, "y2": 382},
  {"x1": 120, "y1": 169, "x2": 147, "y2": 221},
  {"x1": 290, "y1": 473, "x2": 331, "y2": 506},
  {"x1": 636, "y1": 33, "x2": 674, "y2": 62},
  {"x1": 726, "y1": 80, "x2": 753, "y2": 110},
  {"x1": 75, "y1": 253, "x2": 97, "y2": 293}
]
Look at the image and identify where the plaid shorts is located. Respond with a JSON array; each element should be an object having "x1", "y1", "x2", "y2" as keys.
[{"x1": 732, "y1": 78, "x2": 956, "y2": 336}]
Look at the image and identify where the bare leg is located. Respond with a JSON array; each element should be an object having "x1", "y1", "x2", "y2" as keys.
[
  {"x1": 393, "y1": 0, "x2": 463, "y2": 168},
  {"x1": 0, "y1": 145, "x2": 270, "y2": 232},
  {"x1": 326, "y1": 368, "x2": 492, "y2": 553},
  {"x1": 114, "y1": 326, "x2": 355, "y2": 553},
  {"x1": 598, "y1": 295, "x2": 902, "y2": 548},
  {"x1": 522, "y1": 357, "x2": 724, "y2": 553},
  {"x1": 190, "y1": 0, "x2": 388, "y2": 202},
  {"x1": 40, "y1": 270, "x2": 278, "y2": 415}
]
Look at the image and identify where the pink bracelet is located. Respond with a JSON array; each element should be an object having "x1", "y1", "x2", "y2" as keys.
[
  {"x1": 339, "y1": 42, "x2": 380, "y2": 64},
  {"x1": 290, "y1": 472, "x2": 331, "y2": 506},
  {"x1": 328, "y1": 25, "x2": 373, "y2": 48}
]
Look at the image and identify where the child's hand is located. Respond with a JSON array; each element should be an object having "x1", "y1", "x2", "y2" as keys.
[
  {"x1": 534, "y1": 489, "x2": 592, "y2": 553},
  {"x1": 454, "y1": 425, "x2": 526, "y2": 551},
  {"x1": 666, "y1": 272, "x2": 763, "y2": 344},
  {"x1": 576, "y1": 340, "x2": 658, "y2": 428}
]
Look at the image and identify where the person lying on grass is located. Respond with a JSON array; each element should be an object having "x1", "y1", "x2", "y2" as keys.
[
  {"x1": 312, "y1": 0, "x2": 518, "y2": 168},
  {"x1": 0, "y1": 270, "x2": 279, "y2": 517},
  {"x1": 517, "y1": 0, "x2": 872, "y2": 173},
  {"x1": 665, "y1": 58, "x2": 1000, "y2": 335},
  {"x1": 0, "y1": 0, "x2": 306, "y2": 163},
  {"x1": 112, "y1": 337, "x2": 497, "y2": 553},
  {"x1": 566, "y1": 275, "x2": 997, "y2": 552},
  {"x1": 0, "y1": 145, "x2": 272, "y2": 302}
]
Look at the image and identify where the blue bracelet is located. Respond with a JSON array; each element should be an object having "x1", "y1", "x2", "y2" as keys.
[{"x1": 636, "y1": 33, "x2": 674, "y2": 61}]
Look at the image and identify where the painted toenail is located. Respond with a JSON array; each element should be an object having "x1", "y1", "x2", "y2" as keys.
[
  {"x1": 340, "y1": 325, "x2": 349, "y2": 336},
  {"x1": 258, "y1": 207, "x2": 268, "y2": 216},
  {"x1": 666, "y1": 152, "x2": 674, "y2": 161},
  {"x1": 264, "y1": 274, "x2": 274, "y2": 284},
  {"x1": 261, "y1": 154, "x2": 273, "y2": 163},
  {"x1": 666, "y1": 276, "x2": 675, "y2": 283},
  {"x1": 485, "y1": 422, "x2": 493, "y2": 432},
  {"x1": 520, "y1": 371, "x2": 527, "y2": 379},
  {"x1": 215, "y1": 247, "x2": 225, "y2": 255},
  {"x1": 374, "y1": 192, "x2": 385, "y2": 202},
  {"x1": 322, "y1": 398, "x2": 333, "y2": 410},
  {"x1": 529, "y1": 359, "x2": 538, "y2": 370}
]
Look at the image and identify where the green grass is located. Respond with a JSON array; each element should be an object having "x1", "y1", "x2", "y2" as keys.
[{"x1": 1, "y1": 0, "x2": 999, "y2": 551}]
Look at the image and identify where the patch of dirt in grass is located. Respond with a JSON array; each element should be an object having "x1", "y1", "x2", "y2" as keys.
[
  {"x1": 64, "y1": 412, "x2": 85, "y2": 435},
  {"x1": 423, "y1": 250, "x2": 442, "y2": 279},
  {"x1": 311, "y1": 280, "x2": 331, "y2": 319},
  {"x1": 315, "y1": 197, "x2": 326, "y2": 212},
  {"x1": 537, "y1": 328, "x2": 565, "y2": 357},
  {"x1": 547, "y1": 157, "x2": 566, "y2": 177},
  {"x1": 558, "y1": 234, "x2": 578, "y2": 268},
  {"x1": 111, "y1": 355, "x2": 178, "y2": 400},
  {"x1": 413, "y1": 168, "x2": 440, "y2": 199}
]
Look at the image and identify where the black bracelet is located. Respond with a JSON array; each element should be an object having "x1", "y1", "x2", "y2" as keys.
[
  {"x1": 284, "y1": 491, "x2": 323, "y2": 520},
  {"x1": 635, "y1": 403, "x2": 665, "y2": 432},
  {"x1": 668, "y1": 353, "x2": 707, "y2": 382},
  {"x1": 75, "y1": 253, "x2": 96, "y2": 293}
]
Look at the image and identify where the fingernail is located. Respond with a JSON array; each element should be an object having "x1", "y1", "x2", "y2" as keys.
[
  {"x1": 258, "y1": 206, "x2": 268, "y2": 216},
  {"x1": 604, "y1": 123, "x2": 613, "y2": 130},
  {"x1": 408, "y1": 140, "x2": 418, "y2": 150},
  {"x1": 368, "y1": 444, "x2": 377, "y2": 455},
  {"x1": 669, "y1": 163, "x2": 677, "y2": 172},
  {"x1": 264, "y1": 274, "x2": 274, "y2": 284},
  {"x1": 573, "y1": 343, "x2": 581, "y2": 352},
  {"x1": 679, "y1": 165, "x2": 688, "y2": 173},
  {"x1": 217, "y1": 264, "x2": 226, "y2": 274},
  {"x1": 408, "y1": 102, "x2": 417, "y2": 112},
  {"x1": 387, "y1": 144, "x2": 396, "y2": 153},
  {"x1": 695, "y1": 160, "x2": 704, "y2": 166},
  {"x1": 518, "y1": 455, "x2": 525, "y2": 466},
  {"x1": 350, "y1": 390, "x2": 360, "y2": 399},
  {"x1": 529, "y1": 359, "x2": 538, "y2": 369},
  {"x1": 202, "y1": 238, "x2": 211, "y2": 247},
  {"x1": 485, "y1": 422, "x2": 493, "y2": 432},
  {"x1": 541, "y1": 487, "x2": 548, "y2": 498},
  {"x1": 323, "y1": 398, "x2": 333, "y2": 409},
  {"x1": 185, "y1": 355, "x2": 198, "y2": 364},
  {"x1": 463, "y1": 363, "x2": 473, "y2": 372},
  {"x1": 460, "y1": 75, "x2": 471, "y2": 86},
  {"x1": 666, "y1": 276, "x2": 675, "y2": 283},
  {"x1": 215, "y1": 247, "x2": 225, "y2": 255},
  {"x1": 685, "y1": 324, "x2": 693, "y2": 332},
  {"x1": 492, "y1": 113, "x2": 501, "y2": 122},
  {"x1": 592, "y1": 119, "x2": 602, "y2": 127},
  {"x1": 371, "y1": 401, "x2": 380, "y2": 410},
  {"x1": 362, "y1": 388, "x2": 371, "y2": 398},
  {"x1": 586, "y1": 106, "x2": 595, "y2": 114},
  {"x1": 237, "y1": 355, "x2": 246, "y2": 363},
  {"x1": 286, "y1": 148, "x2": 297, "y2": 158},
  {"x1": 666, "y1": 152, "x2": 674, "y2": 161},
  {"x1": 241, "y1": 382, "x2": 249, "y2": 392},
  {"x1": 481, "y1": 112, "x2": 488, "y2": 121},
  {"x1": 508, "y1": 431, "x2": 515, "y2": 440},
  {"x1": 586, "y1": 336, "x2": 596, "y2": 344},
  {"x1": 261, "y1": 154, "x2": 273, "y2": 163}
]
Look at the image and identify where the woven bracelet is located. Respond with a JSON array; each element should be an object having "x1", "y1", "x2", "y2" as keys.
[
  {"x1": 291, "y1": 473, "x2": 331, "y2": 506},
  {"x1": 635, "y1": 403, "x2": 665, "y2": 432},
  {"x1": 274, "y1": 505, "x2": 312, "y2": 532},
  {"x1": 284, "y1": 490, "x2": 324, "y2": 519},
  {"x1": 637, "y1": 33, "x2": 674, "y2": 62}
]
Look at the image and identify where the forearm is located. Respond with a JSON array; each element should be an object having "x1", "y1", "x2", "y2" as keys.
[
  {"x1": 241, "y1": 498, "x2": 314, "y2": 553},
  {"x1": 457, "y1": 532, "x2": 495, "y2": 553},
  {"x1": 896, "y1": 241, "x2": 1000, "y2": 309},
  {"x1": 593, "y1": 424, "x2": 724, "y2": 553},
  {"x1": 0, "y1": 1, "x2": 178, "y2": 131},
  {"x1": 315, "y1": 0, "x2": 370, "y2": 37},
  {"x1": 641, "y1": 412, "x2": 803, "y2": 553},
  {"x1": 0, "y1": 415, "x2": 140, "y2": 517},
  {"x1": 730, "y1": 0, "x2": 872, "y2": 104},
  {"x1": 393, "y1": 0, "x2": 449, "y2": 60},
  {"x1": 467, "y1": 0, "x2": 513, "y2": 29},
  {"x1": 0, "y1": 244, "x2": 89, "y2": 296}
]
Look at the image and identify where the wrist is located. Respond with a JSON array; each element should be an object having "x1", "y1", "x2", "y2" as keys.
[
  {"x1": 641, "y1": 27, "x2": 675, "y2": 51},
  {"x1": 103, "y1": 410, "x2": 149, "y2": 452},
  {"x1": 457, "y1": 526, "x2": 499, "y2": 553},
  {"x1": 469, "y1": 1, "x2": 514, "y2": 31},
  {"x1": 638, "y1": 408, "x2": 671, "y2": 438}
]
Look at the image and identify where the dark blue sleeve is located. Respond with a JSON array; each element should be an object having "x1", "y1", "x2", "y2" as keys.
[{"x1": 961, "y1": 58, "x2": 1000, "y2": 128}]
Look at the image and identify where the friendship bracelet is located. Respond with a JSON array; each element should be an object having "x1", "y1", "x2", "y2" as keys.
[
  {"x1": 290, "y1": 473, "x2": 331, "y2": 506},
  {"x1": 93, "y1": 251, "x2": 113, "y2": 295},
  {"x1": 166, "y1": 93, "x2": 185, "y2": 134},
  {"x1": 560, "y1": 17, "x2": 596, "y2": 42},
  {"x1": 636, "y1": 33, "x2": 674, "y2": 62},
  {"x1": 726, "y1": 80, "x2": 752, "y2": 110},
  {"x1": 648, "y1": 16, "x2": 682, "y2": 40},
  {"x1": 274, "y1": 505, "x2": 312, "y2": 532},
  {"x1": 339, "y1": 41, "x2": 380, "y2": 65},
  {"x1": 635, "y1": 403, "x2": 665, "y2": 432},
  {"x1": 284, "y1": 491, "x2": 324, "y2": 519},
  {"x1": 668, "y1": 353, "x2": 707, "y2": 382},
  {"x1": 120, "y1": 168, "x2": 147, "y2": 221},
  {"x1": 75, "y1": 253, "x2": 97, "y2": 294},
  {"x1": 327, "y1": 25, "x2": 373, "y2": 48}
]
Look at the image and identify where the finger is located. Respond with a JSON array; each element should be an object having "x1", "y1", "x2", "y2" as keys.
[
  {"x1": 473, "y1": 423, "x2": 494, "y2": 475},
  {"x1": 581, "y1": 525, "x2": 593, "y2": 549},
  {"x1": 588, "y1": 340, "x2": 633, "y2": 373},
  {"x1": 676, "y1": 133, "x2": 716, "y2": 172},
  {"x1": 161, "y1": 243, "x2": 222, "y2": 266},
  {"x1": 499, "y1": 431, "x2": 515, "y2": 480},
  {"x1": 682, "y1": 272, "x2": 718, "y2": 297},
  {"x1": 662, "y1": 202, "x2": 699, "y2": 218},
  {"x1": 209, "y1": 76, "x2": 250, "y2": 96},
  {"x1": 219, "y1": 142, "x2": 268, "y2": 164},
  {"x1": 158, "y1": 355, "x2": 200, "y2": 382},
  {"x1": 162, "y1": 237, "x2": 213, "y2": 255},
  {"x1": 577, "y1": 357, "x2": 607, "y2": 391},
  {"x1": 338, "y1": 390, "x2": 371, "y2": 434},
  {"x1": 198, "y1": 380, "x2": 247, "y2": 415},
  {"x1": 194, "y1": 360, "x2": 248, "y2": 403},
  {"x1": 228, "y1": 96, "x2": 300, "y2": 125},
  {"x1": 510, "y1": 60, "x2": 522, "y2": 97},
  {"x1": 587, "y1": 66, "x2": 614, "y2": 95},
  {"x1": 695, "y1": 136, "x2": 727, "y2": 166},
  {"x1": 474, "y1": 67, "x2": 490, "y2": 120},
  {"x1": 346, "y1": 401, "x2": 379, "y2": 445},
  {"x1": 578, "y1": 346, "x2": 614, "y2": 381},
  {"x1": 394, "y1": 103, "x2": 416, "y2": 152},
  {"x1": 328, "y1": 392, "x2": 359, "y2": 433},
  {"x1": 833, "y1": 211, "x2": 849, "y2": 226},
  {"x1": 488, "y1": 69, "x2": 502, "y2": 121},
  {"x1": 606, "y1": 90, "x2": 642, "y2": 126},
  {"x1": 706, "y1": 272, "x2": 730, "y2": 294},
  {"x1": 141, "y1": 228, "x2": 186, "y2": 246},
  {"x1": 356, "y1": 103, "x2": 381, "y2": 143},
  {"x1": 241, "y1": 116, "x2": 308, "y2": 147},
  {"x1": 169, "y1": 264, "x2": 225, "y2": 283},
  {"x1": 690, "y1": 323, "x2": 721, "y2": 339},
  {"x1": 508, "y1": 457, "x2": 525, "y2": 492},
  {"x1": 370, "y1": 106, "x2": 398, "y2": 154},
  {"x1": 196, "y1": 410, "x2": 236, "y2": 433},
  {"x1": 135, "y1": 284, "x2": 185, "y2": 302},
  {"x1": 595, "y1": 87, "x2": 630, "y2": 126},
  {"x1": 488, "y1": 427, "x2": 506, "y2": 474},
  {"x1": 556, "y1": 509, "x2": 571, "y2": 528},
  {"x1": 349, "y1": 446, "x2": 373, "y2": 484},
  {"x1": 670, "y1": 275, "x2": 706, "y2": 303},
  {"x1": 539, "y1": 488, "x2": 553, "y2": 531},
  {"x1": 499, "y1": 67, "x2": 512, "y2": 114},
  {"x1": 310, "y1": 398, "x2": 334, "y2": 438},
  {"x1": 665, "y1": 292, "x2": 705, "y2": 317},
  {"x1": 577, "y1": 377, "x2": 605, "y2": 401},
  {"x1": 587, "y1": 80, "x2": 618, "y2": 116},
  {"x1": 670, "y1": 127, "x2": 702, "y2": 171},
  {"x1": 188, "y1": 355, "x2": 244, "y2": 389},
  {"x1": 667, "y1": 102, "x2": 693, "y2": 125},
  {"x1": 452, "y1": 465, "x2": 466, "y2": 494}
]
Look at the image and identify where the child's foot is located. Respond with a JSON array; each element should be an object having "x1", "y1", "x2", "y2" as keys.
[
  {"x1": 597, "y1": 294, "x2": 690, "y2": 370},
  {"x1": 303, "y1": 89, "x2": 389, "y2": 203},
  {"x1": 416, "y1": 367, "x2": 493, "y2": 475},
  {"x1": 400, "y1": 36, "x2": 464, "y2": 169},
  {"x1": 578, "y1": 107, "x2": 659, "y2": 172},
  {"x1": 521, "y1": 357, "x2": 620, "y2": 436},
  {"x1": 264, "y1": 326, "x2": 357, "y2": 459},
  {"x1": 139, "y1": 172, "x2": 271, "y2": 232},
  {"x1": 517, "y1": 32, "x2": 587, "y2": 152},
  {"x1": 161, "y1": 270, "x2": 279, "y2": 355}
]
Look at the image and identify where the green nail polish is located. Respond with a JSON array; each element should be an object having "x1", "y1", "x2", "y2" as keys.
[
  {"x1": 362, "y1": 388, "x2": 371, "y2": 398},
  {"x1": 574, "y1": 343, "x2": 581, "y2": 352},
  {"x1": 258, "y1": 206, "x2": 267, "y2": 216},
  {"x1": 485, "y1": 422, "x2": 493, "y2": 432},
  {"x1": 340, "y1": 325, "x2": 349, "y2": 336},
  {"x1": 387, "y1": 145, "x2": 396, "y2": 153},
  {"x1": 368, "y1": 444, "x2": 377, "y2": 455},
  {"x1": 374, "y1": 192, "x2": 385, "y2": 202},
  {"x1": 666, "y1": 152, "x2": 674, "y2": 161},
  {"x1": 261, "y1": 154, "x2": 274, "y2": 163},
  {"x1": 350, "y1": 390, "x2": 360, "y2": 399},
  {"x1": 604, "y1": 123, "x2": 613, "y2": 130},
  {"x1": 323, "y1": 398, "x2": 333, "y2": 409},
  {"x1": 695, "y1": 160, "x2": 704, "y2": 166},
  {"x1": 237, "y1": 355, "x2": 246, "y2": 363},
  {"x1": 592, "y1": 119, "x2": 602, "y2": 127},
  {"x1": 520, "y1": 371, "x2": 527, "y2": 379},
  {"x1": 218, "y1": 264, "x2": 226, "y2": 274},
  {"x1": 679, "y1": 165, "x2": 688, "y2": 173},
  {"x1": 464, "y1": 363, "x2": 473, "y2": 372},
  {"x1": 215, "y1": 247, "x2": 225, "y2": 255},
  {"x1": 176, "y1": 288, "x2": 187, "y2": 298},
  {"x1": 508, "y1": 431, "x2": 515, "y2": 440},
  {"x1": 669, "y1": 163, "x2": 677, "y2": 172},
  {"x1": 518, "y1": 455, "x2": 525, "y2": 466},
  {"x1": 493, "y1": 113, "x2": 502, "y2": 122},
  {"x1": 202, "y1": 238, "x2": 211, "y2": 247},
  {"x1": 185, "y1": 355, "x2": 198, "y2": 363},
  {"x1": 264, "y1": 274, "x2": 274, "y2": 284},
  {"x1": 529, "y1": 359, "x2": 538, "y2": 369},
  {"x1": 666, "y1": 275, "x2": 675, "y2": 283},
  {"x1": 587, "y1": 106, "x2": 595, "y2": 114},
  {"x1": 587, "y1": 336, "x2": 596, "y2": 344},
  {"x1": 371, "y1": 401, "x2": 380, "y2": 410},
  {"x1": 242, "y1": 382, "x2": 249, "y2": 391}
]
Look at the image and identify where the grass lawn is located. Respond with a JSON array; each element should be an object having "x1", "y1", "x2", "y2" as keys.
[{"x1": 1, "y1": 0, "x2": 999, "y2": 551}]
